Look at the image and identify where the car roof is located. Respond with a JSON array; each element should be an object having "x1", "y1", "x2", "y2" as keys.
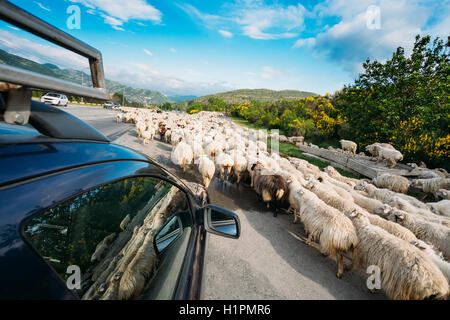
[{"x1": 0, "y1": 126, "x2": 148, "y2": 187}]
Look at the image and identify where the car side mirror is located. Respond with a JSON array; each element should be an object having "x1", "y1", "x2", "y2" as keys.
[
  {"x1": 153, "y1": 214, "x2": 183, "y2": 254},
  {"x1": 204, "y1": 205, "x2": 240, "y2": 239}
]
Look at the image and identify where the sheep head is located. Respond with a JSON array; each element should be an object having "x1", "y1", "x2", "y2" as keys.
[{"x1": 354, "y1": 181, "x2": 368, "y2": 192}]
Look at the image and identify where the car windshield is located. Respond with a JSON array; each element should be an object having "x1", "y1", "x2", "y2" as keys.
[{"x1": 46, "y1": 93, "x2": 59, "y2": 98}]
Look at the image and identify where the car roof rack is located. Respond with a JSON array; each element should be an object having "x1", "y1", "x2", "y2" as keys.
[{"x1": 0, "y1": 0, "x2": 110, "y2": 142}]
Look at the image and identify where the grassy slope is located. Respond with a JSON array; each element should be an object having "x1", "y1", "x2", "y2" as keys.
[
  {"x1": 192, "y1": 88, "x2": 318, "y2": 104},
  {"x1": 231, "y1": 117, "x2": 360, "y2": 179}
]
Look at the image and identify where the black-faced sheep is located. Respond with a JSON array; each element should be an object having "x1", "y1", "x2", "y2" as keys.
[{"x1": 252, "y1": 163, "x2": 288, "y2": 208}]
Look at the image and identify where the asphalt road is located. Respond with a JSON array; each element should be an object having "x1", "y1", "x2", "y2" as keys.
[{"x1": 66, "y1": 105, "x2": 387, "y2": 300}]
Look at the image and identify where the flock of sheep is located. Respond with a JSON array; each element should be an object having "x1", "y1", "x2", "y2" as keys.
[{"x1": 115, "y1": 107, "x2": 450, "y2": 300}]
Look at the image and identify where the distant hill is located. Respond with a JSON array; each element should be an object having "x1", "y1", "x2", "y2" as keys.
[
  {"x1": 191, "y1": 88, "x2": 318, "y2": 104},
  {"x1": 167, "y1": 95, "x2": 198, "y2": 102},
  {"x1": 0, "y1": 49, "x2": 170, "y2": 105}
]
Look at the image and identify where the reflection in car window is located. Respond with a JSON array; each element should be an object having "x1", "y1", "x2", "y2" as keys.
[{"x1": 23, "y1": 177, "x2": 191, "y2": 299}]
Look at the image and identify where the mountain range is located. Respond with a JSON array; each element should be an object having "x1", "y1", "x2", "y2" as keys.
[{"x1": 0, "y1": 49, "x2": 170, "y2": 105}]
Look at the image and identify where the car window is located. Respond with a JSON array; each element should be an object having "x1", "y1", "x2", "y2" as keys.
[{"x1": 22, "y1": 176, "x2": 193, "y2": 300}]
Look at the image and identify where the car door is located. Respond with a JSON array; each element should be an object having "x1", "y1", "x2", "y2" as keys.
[{"x1": 0, "y1": 160, "x2": 201, "y2": 300}]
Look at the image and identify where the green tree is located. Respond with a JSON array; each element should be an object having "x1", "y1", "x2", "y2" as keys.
[{"x1": 334, "y1": 35, "x2": 449, "y2": 169}]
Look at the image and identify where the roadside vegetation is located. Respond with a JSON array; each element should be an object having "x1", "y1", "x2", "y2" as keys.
[{"x1": 184, "y1": 35, "x2": 449, "y2": 170}]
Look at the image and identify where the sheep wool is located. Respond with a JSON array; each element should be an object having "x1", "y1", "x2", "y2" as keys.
[{"x1": 349, "y1": 211, "x2": 448, "y2": 300}]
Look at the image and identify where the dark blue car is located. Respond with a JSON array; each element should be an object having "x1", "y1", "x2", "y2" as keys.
[
  {"x1": 0, "y1": 99, "x2": 240, "y2": 300},
  {"x1": 0, "y1": 1, "x2": 240, "y2": 300}
]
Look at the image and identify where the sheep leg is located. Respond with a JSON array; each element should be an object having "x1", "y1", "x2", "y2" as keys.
[
  {"x1": 226, "y1": 166, "x2": 232, "y2": 184},
  {"x1": 336, "y1": 253, "x2": 344, "y2": 279},
  {"x1": 219, "y1": 167, "x2": 225, "y2": 182}
]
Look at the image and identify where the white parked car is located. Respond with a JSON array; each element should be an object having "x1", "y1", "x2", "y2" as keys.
[{"x1": 41, "y1": 92, "x2": 69, "y2": 107}]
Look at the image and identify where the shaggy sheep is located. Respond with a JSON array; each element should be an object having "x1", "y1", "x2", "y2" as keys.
[
  {"x1": 116, "y1": 113, "x2": 123, "y2": 123},
  {"x1": 120, "y1": 214, "x2": 131, "y2": 231},
  {"x1": 324, "y1": 166, "x2": 359, "y2": 186},
  {"x1": 252, "y1": 163, "x2": 288, "y2": 208},
  {"x1": 231, "y1": 151, "x2": 247, "y2": 185},
  {"x1": 91, "y1": 233, "x2": 116, "y2": 262},
  {"x1": 205, "y1": 141, "x2": 221, "y2": 159},
  {"x1": 198, "y1": 155, "x2": 215, "y2": 189},
  {"x1": 411, "y1": 178, "x2": 450, "y2": 200},
  {"x1": 387, "y1": 208, "x2": 450, "y2": 259},
  {"x1": 215, "y1": 152, "x2": 234, "y2": 184},
  {"x1": 372, "y1": 173, "x2": 411, "y2": 194},
  {"x1": 141, "y1": 128, "x2": 155, "y2": 144},
  {"x1": 365, "y1": 143, "x2": 395, "y2": 158},
  {"x1": 375, "y1": 146, "x2": 403, "y2": 168},
  {"x1": 170, "y1": 141, "x2": 193, "y2": 172},
  {"x1": 354, "y1": 181, "x2": 429, "y2": 210},
  {"x1": 118, "y1": 231, "x2": 158, "y2": 300},
  {"x1": 293, "y1": 187, "x2": 358, "y2": 278},
  {"x1": 410, "y1": 239, "x2": 450, "y2": 284},
  {"x1": 436, "y1": 189, "x2": 450, "y2": 200},
  {"x1": 339, "y1": 139, "x2": 357, "y2": 156},
  {"x1": 348, "y1": 210, "x2": 448, "y2": 300},
  {"x1": 306, "y1": 179, "x2": 416, "y2": 242},
  {"x1": 427, "y1": 200, "x2": 450, "y2": 218}
]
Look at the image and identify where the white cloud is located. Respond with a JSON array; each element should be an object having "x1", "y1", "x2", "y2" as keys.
[
  {"x1": 0, "y1": 30, "x2": 88, "y2": 70},
  {"x1": 34, "y1": 1, "x2": 51, "y2": 12},
  {"x1": 218, "y1": 30, "x2": 233, "y2": 38},
  {"x1": 105, "y1": 63, "x2": 236, "y2": 96},
  {"x1": 143, "y1": 49, "x2": 153, "y2": 56},
  {"x1": 179, "y1": 1, "x2": 306, "y2": 40},
  {"x1": 299, "y1": 0, "x2": 448, "y2": 73},
  {"x1": 70, "y1": 0, "x2": 162, "y2": 30},
  {"x1": 177, "y1": 3, "x2": 225, "y2": 27},
  {"x1": 100, "y1": 13, "x2": 125, "y2": 30},
  {"x1": 7, "y1": 26, "x2": 19, "y2": 31},
  {"x1": 292, "y1": 37, "x2": 316, "y2": 48},
  {"x1": 260, "y1": 66, "x2": 283, "y2": 79},
  {"x1": 170, "y1": 48, "x2": 177, "y2": 53},
  {"x1": 235, "y1": 4, "x2": 306, "y2": 40}
]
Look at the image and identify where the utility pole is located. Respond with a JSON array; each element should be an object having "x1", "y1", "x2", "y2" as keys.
[{"x1": 122, "y1": 88, "x2": 124, "y2": 106}]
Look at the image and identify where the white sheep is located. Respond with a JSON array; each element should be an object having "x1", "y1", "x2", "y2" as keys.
[
  {"x1": 231, "y1": 151, "x2": 247, "y2": 184},
  {"x1": 427, "y1": 200, "x2": 450, "y2": 218},
  {"x1": 412, "y1": 178, "x2": 450, "y2": 200},
  {"x1": 141, "y1": 128, "x2": 155, "y2": 144},
  {"x1": 436, "y1": 189, "x2": 450, "y2": 200},
  {"x1": 373, "y1": 173, "x2": 410, "y2": 194},
  {"x1": 306, "y1": 179, "x2": 416, "y2": 242},
  {"x1": 323, "y1": 166, "x2": 359, "y2": 186},
  {"x1": 387, "y1": 208, "x2": 450, "y2": 259},
  {"x1": 354, "y1": 181, "x2": 430, "y2": 210},
  {"x1": 410, "y1": 239, "x2": 450, "y2": 284},
  {"x1": 348, "y1": 211, "x2": 448, "y2": 300},
  {"x1": 339, "y1": 139, "x2": 357, "y2": 156},
  {"x1": 375, "y1": 146, "x2": 403, "y2": 168},
  {"x1": 293, "y1": 187, "x2": 358, "y2": 278},
  {"x1": 215, "y1": 152, "x2": 234, "y2": 184},
  {"x1": 198, "y1": 155, "x2": 215, "y2": 189},
  {"x1": 170, "y1": 141, "x2": 193, "y2": 172}
]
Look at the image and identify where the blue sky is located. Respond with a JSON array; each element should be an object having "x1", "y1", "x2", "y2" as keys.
[{"x1": 0, "y1": 0, "x2": 449, "y2": 96}]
